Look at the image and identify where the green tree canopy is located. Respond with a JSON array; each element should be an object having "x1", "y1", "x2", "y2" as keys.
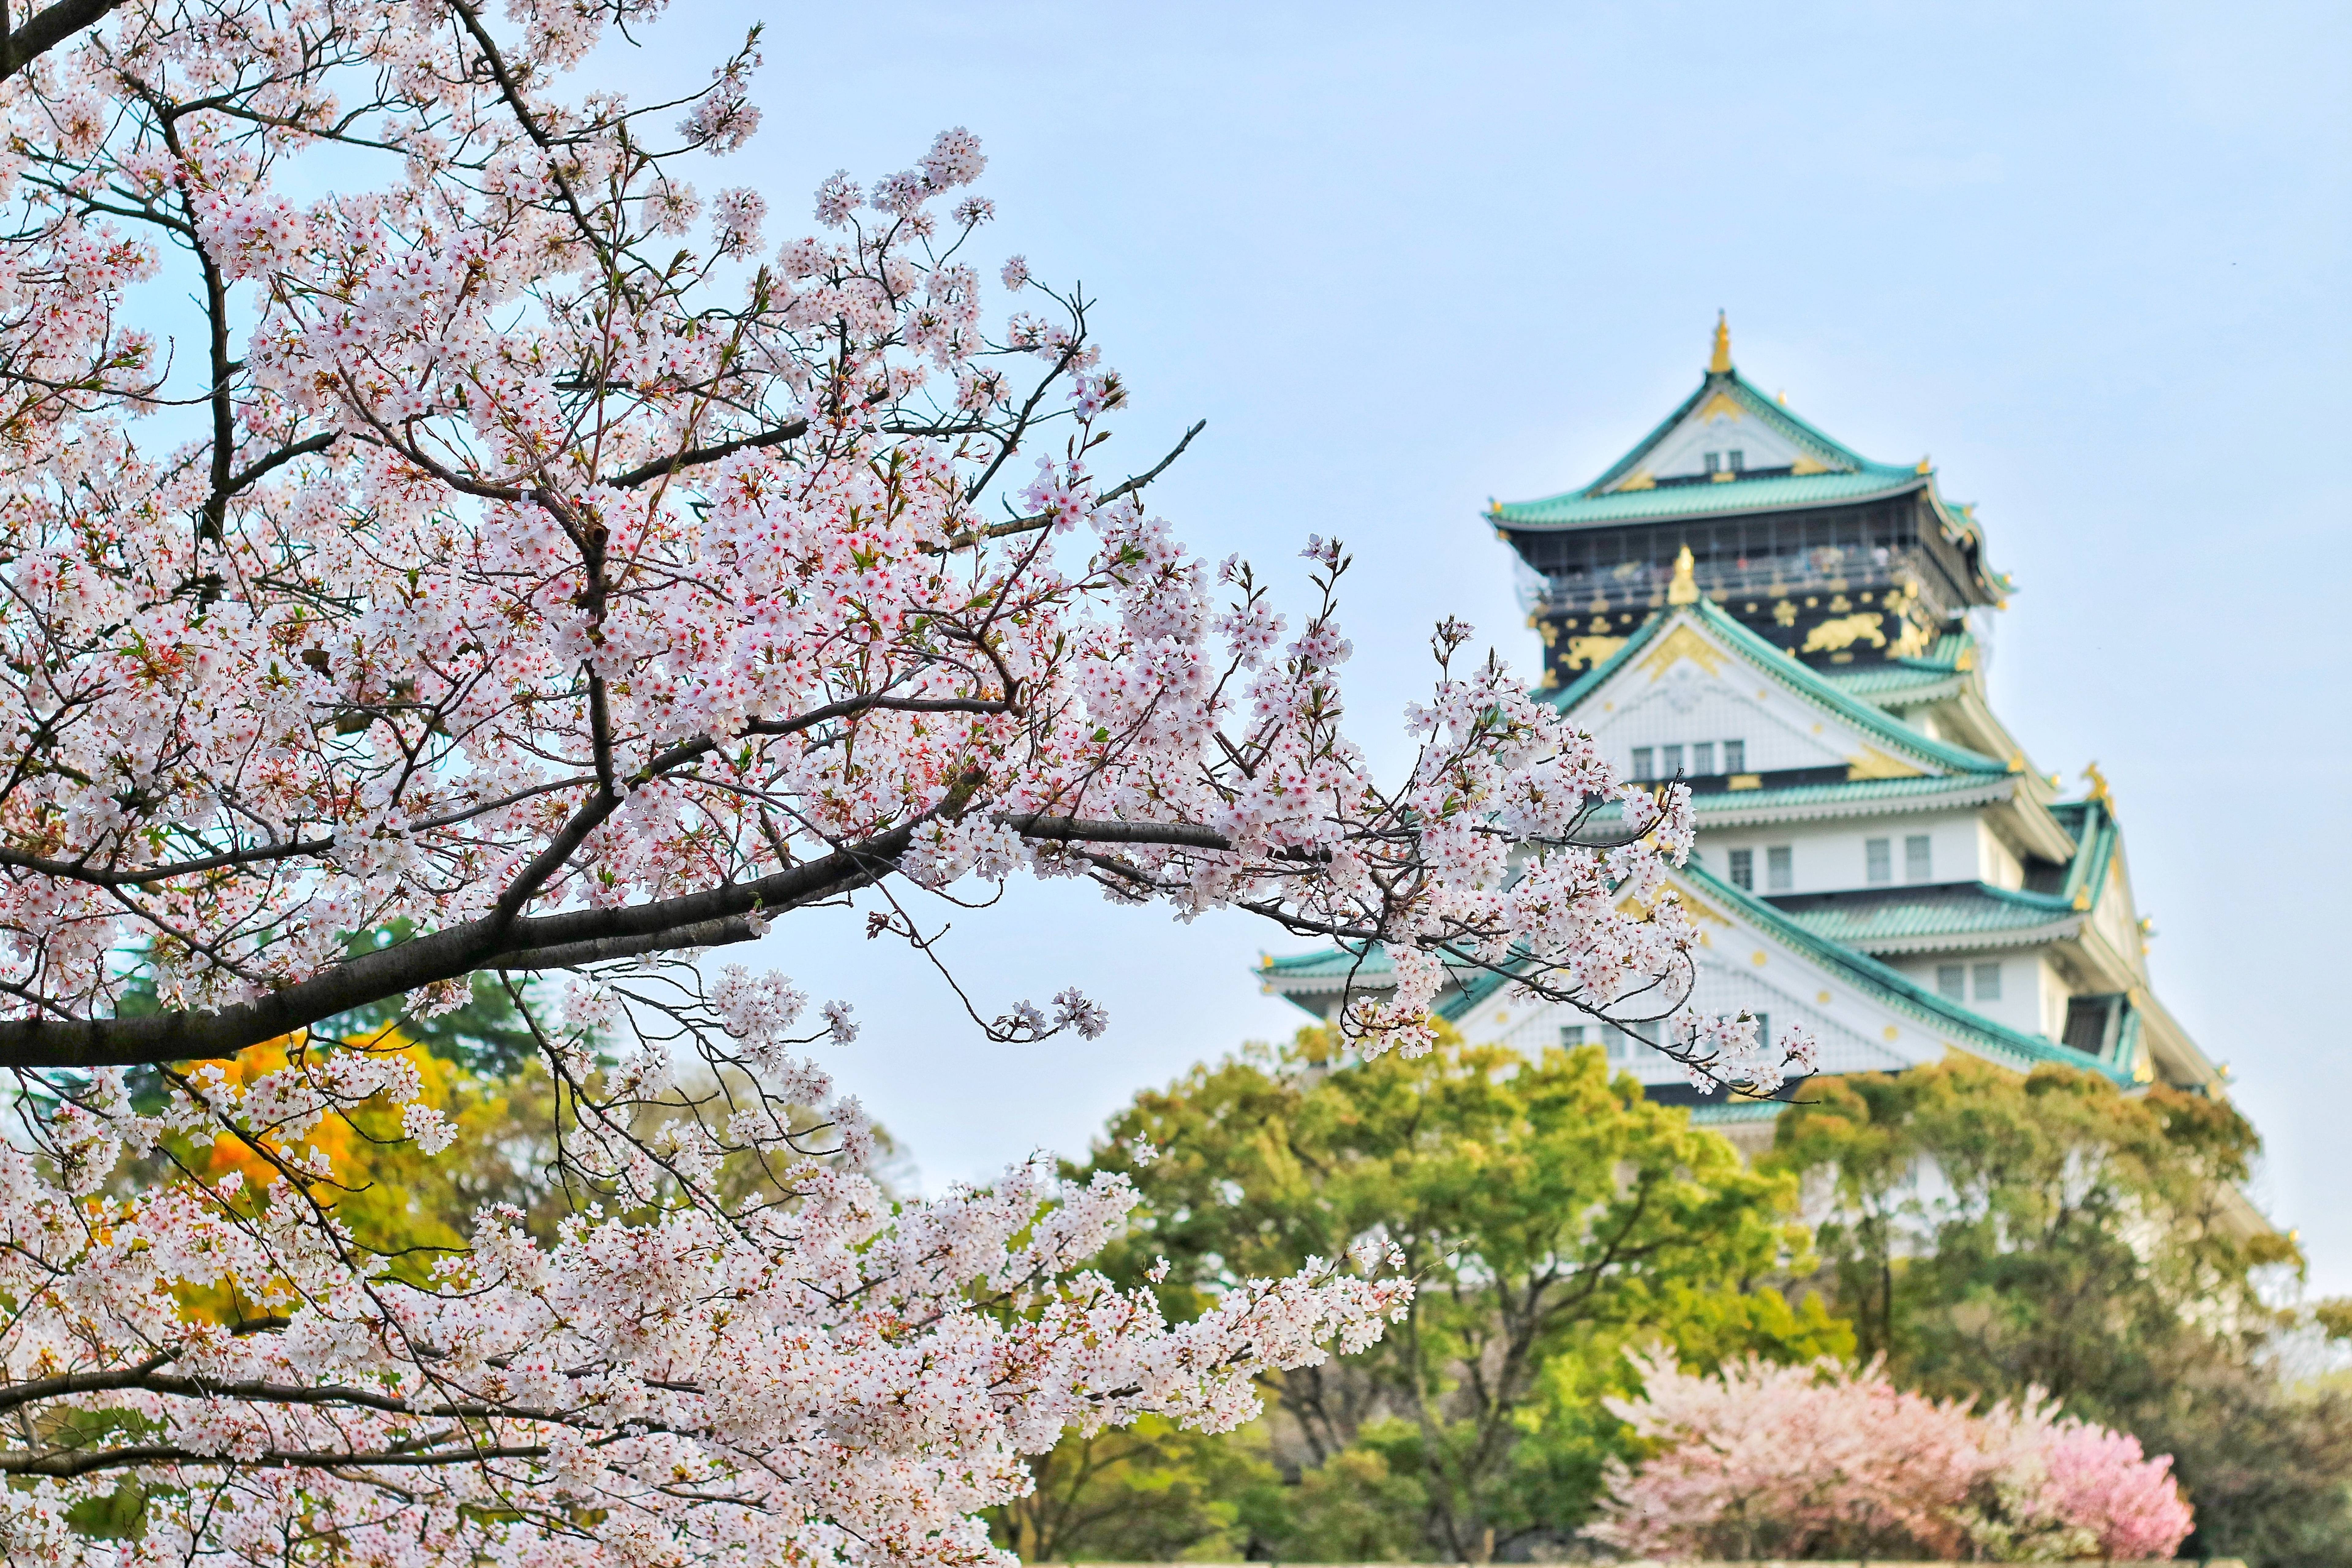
[
  {"x1": 1766, "y1": 1058, "x2": 2348, "y2": 1568},
  {"x1": 1062, "y1": 1025, "x2": 1844, "y2": 1560}
]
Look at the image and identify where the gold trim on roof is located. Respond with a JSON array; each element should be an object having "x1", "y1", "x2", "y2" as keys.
[
  {"x1": 1846, "y1": 746, "x2": 1927, "y2": 782},
  {"x1": 1639, "y1": 623, "x2": 1724, "y2": 681},
  {"x1": 1709, "y1": 311, "x2": 1733, "y2": 373}
]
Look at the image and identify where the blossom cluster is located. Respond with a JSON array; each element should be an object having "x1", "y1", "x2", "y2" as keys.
[
  {"x1": 1594, "y1": 1351, "x2": 2196, "y2": 1562},
  {"x1": 0, "y1": 0, "x2": 1800, "y2": 1559}
]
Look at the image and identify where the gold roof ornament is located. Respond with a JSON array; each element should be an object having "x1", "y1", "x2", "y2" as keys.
[
  {"x1": 1709, "y1": 311, "x2": 1732, "y2": 374},
  {"x1": 1915, "y1": 455, "x2": 1933, "y2": 474},
  {"x1": 2083, "y1": 760, "x2": 2112, "y2": 805},
  {"x1": 1667, "y1": 544, "x2": 1700, "y2": 605}
]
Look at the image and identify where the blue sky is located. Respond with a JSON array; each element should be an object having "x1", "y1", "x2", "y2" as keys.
[{"x1": 604, "y1": 3, "x2": 2351, "y2": 1289}]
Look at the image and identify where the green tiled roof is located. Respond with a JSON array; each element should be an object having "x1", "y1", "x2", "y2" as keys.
[
  {"x1": 1493, "y1": 366, "x2": 1921, "y2": 532},
  {"x1": 1587, "y1": 366, "x2": 1874, "y2": 491},
  {"x1": 1256, "y1": 855, "x2": 2131, "y2": 1085},
  {"x1": 2047, "y1": 799, "x2": 2120, "y2": 912},
  {"x1": 1822, "y1": 666, "x2": 1963, "y2": 702},
  {"x1": 1261, "y1": 944, "x2": 1390, "y2": 981},
  {"x1": 1548, "y1": 598, "x2": 2009, "y2": 780},
  {"x1": 1692, "y1": 1101, "x2": 1791, "y2": 1126},
  {"x1": 1582, "y1": 774, "x2": 2012, "y2": 823},
  {"x1": 1821, "y1": 632, "x2": 1976, "y2": 703},
  {"x1": 1770, "y1": 883, "x2": 2081, "y2": 949},
  {"x1": 1494, "y1": 466, "x2": 1924, "y2": 530},
  {"x1": 1761, "y1": 795, "x2": 2118, "y2": 952},
  {"x1": 1488, "y1": 365, "x2": 2002, "y2": 592},
  {"x1": 1678, "y1": 860, "x2": 2132, "y2": 1083}
]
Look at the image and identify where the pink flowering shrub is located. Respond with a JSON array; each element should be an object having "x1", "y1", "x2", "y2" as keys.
[
  {"x1": 2024, "y1": 1420, "x2": 2199, "y2": 1562},
  {"x1": 1594, "y1": 1353, "x2": 2193, "y2": 1562}
]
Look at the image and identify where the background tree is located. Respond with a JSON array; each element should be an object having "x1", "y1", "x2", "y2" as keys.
[
  {"x1": 1768, "y1": 1059, "x2": 2349, "y2": 1567},
  {"x1": 1066, "y1": 1026, "x2": 1845, "y2": 1560}
]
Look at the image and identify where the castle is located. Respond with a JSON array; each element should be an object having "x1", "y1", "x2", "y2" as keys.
[{"x1": 1258, "y1": 318, "x2": 2236, "y2": 1159}]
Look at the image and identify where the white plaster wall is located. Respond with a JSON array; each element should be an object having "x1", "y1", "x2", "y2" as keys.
[
  {"x1": 1696, "y1": 810, "x2": 1991, "y2": 897},
  {"x1": 1645, "y1": 406, "x2": 1805, "y2": 480},
  {"x1": 1462, "y1": 940, "x2": 1920, "y2": 1084},
  {"x1": 1882, "y1": 949, "x2": 2063, "y2": 1040},
  {"x1": 1977, "y1": 819, "x2": 2024, "y2": 891},
  {"x1": 1588, "y1": 665, "x2": 1856, "y2": 777}
]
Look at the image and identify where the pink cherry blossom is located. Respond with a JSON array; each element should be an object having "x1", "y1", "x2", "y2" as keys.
[
  {"x1": 0, "y1": 1, "x2": 1807, "y2": 1560},
  {"x1": 1595, "y1": 1352, "x2": 2194, "y2": 1561}
]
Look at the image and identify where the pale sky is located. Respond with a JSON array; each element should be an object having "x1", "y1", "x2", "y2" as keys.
[{"x1": 598, "y1": 4, "x2": 2352, "y2": 1290}]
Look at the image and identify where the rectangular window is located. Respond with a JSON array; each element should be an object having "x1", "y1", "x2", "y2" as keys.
[
  {"x1": 1723, "y1": 739, "x2": 1745, "y2": 773},
  {"x1": 1603, "y1": 1025, "x2": 1631, "y2": 1061},
  {"x1": 1936, "y1": 963, "x2": 1966, "y2": 1001},
  {"x1": 1973, "y1": 963, "x2": 2002, "y2": 1001},
  {"x1": 1728, "y1": 849, "x2": 1754, "y2": 891},
  {"x1": 1631, "y1": 747, "x2": 1654, "y2": 781},
  {"x1": 1750, "y1": 1012, "x2": 1770, "y2": 1054},
  {"x1": 1867, "y1": 838, "x2": 1892, "y2": 884},
  {"x1": 1728, "y1": 449, "x2": 1746, "y2": 472},
  {"x1": 1692, "y1": 741, "x2": 1716, "y2": 775},
  {"x1": 1905, "y1": 834, "x2": 1933, "y2": 882},
  {"x1": 1766, "y1": 846, "x2": 1793, "y2": 892},
  {"x1": 1703, "y1": 451, "x2": 1721, "y2": 474},
  {"x1": 1559, "y1": 1025, "x2": 1587, "y2": 1048},
  {"x1": 2063, "y1": 997, "x2": 2112, "y2": 1056},
  {"x1": 1660, "y1": 744, "x2": 1684, "y2": 777}
]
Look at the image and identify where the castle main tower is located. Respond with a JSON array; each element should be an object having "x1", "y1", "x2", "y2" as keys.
[
  {"x1": 1258, "y1": 320, "x2": 2245, "y2": 1180},
  {"x1": 1497, "y1": 315, "x2": 2005, "y2": 688}
]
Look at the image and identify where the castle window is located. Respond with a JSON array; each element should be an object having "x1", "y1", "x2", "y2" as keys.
[
  {"x1": 1766, "y1": 846, "x2": 1793, "y2": 892},
  {"x1": 1631, "y1": 747, "x2": 1654, "y2": 781},
  {"x1": 1728, "y1": 449, "x2": 1746, "y2": 472},
  {"x1": 1661, "y1": 744, "x2": 1684, "y2": 777},
  {"x1": 1703, "y1": 451, "x2": 1721, "y2": 474},
  {"x1": 1692, "y1": 741, "x2": 1716, "y2": 775},
  {"x1": 1560, "y1": 1025, "x2": 1587, "y2": 1047},
  {"x1": 1729, "y1": 849, "x2": 1754, "y2": 891},
  {"x1": 1973, "y1": 963, "x2": 2002, "y2": 1001},
  {"x1": 1936, "y1": 964, "x2": 1966, "y2": 1001},
  {"x1": 1905, "y1": 834, "x2": 1933, "y2": 882},
  {"x1": 1751, "y1": 1012, "x2": 1771, "y2": 1053},
  {"x1": 1867, "y1": 838, "x2": 1892, "y2": 884},
  {"x1": 2062, "y1": 997, "x2": 2113, "y2": 1055},
  {"x1": 1723, "y1": 739, "x2": 1746, "y2": 773}
]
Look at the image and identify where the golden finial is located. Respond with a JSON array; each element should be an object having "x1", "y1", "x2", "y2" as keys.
[
  {"x1": 1915, "y1": 455, "x2": 1933, "y2": 474},
  {"x1": 1667, "y1": 544, "x2": 1699, "y2": 605},
  {"x1": 2083, "y1": 761, "x2": 2111, "y2": 805},
  {"x1": 1708, "y1": 311, "x2": 1732, "y2": 374}
]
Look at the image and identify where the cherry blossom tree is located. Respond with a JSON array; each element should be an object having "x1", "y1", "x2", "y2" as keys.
[
  {"x1": 1593, "y1": 1352, "x2": 2196, "y2": 1562},
  {"x1": 0, "y1": 1, "x2": 1812, "y2": 1561}
]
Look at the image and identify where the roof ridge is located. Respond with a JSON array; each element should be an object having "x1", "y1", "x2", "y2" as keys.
[
  {"x1": 1570, "y1": 367, "x2": 1884, "y2": 502},
  {"x1": 1713, "y1": 369, "x2": 1876, "y2": 473},
  {"x1": 1676, "y1": 860, "x2": 2132, "y2": 1083},
  {"x1": 1687, "y1": 599, "x2": 2008, "y2": 775},
  {"x1": 1546, "y1": 603, "x2": 2007, "y2": 778},
  {"x1": 1773, "y1": 878, "x2": 2078, "y2": 916}
]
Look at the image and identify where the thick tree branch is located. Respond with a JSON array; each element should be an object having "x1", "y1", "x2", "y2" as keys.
[
  {"x1": 601, "y1": 417, "x2": 809, "y2": 490},
  {"x1": 0, "y1": 0, "x2": 125, "y2": 83},
  {"x1": 0, "y1": 804, "x2": 1283, "y2": 1069}
]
